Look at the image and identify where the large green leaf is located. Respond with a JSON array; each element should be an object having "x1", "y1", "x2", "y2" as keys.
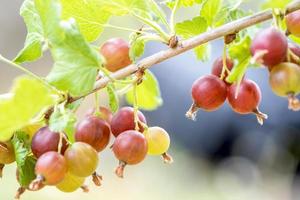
[
  {"x1": 14, "y1": 0, "x2": 63, "y2": 63},
  {"x1": 0, "y1": 76, "x2": 58, "y2": 142},
  {"x1": 262, "y1": 0, "x2": 291, "y2": 9},
  {"x1": 46, "y1": 19, "x2": 103, "y2": 97},
  {"x1": 11, "y1": 131, "x2": 36, "y2": 187},
  {"x1": 175, "y1": 16, "x2": 210, "y2": 61},
  {"x1": 61, "y1": 0, "x2": 111, "y2": 42},
  {"x1": 14, "y1": 0, "x2": 44, "y2": 63},
  {"x1": 126, "y1": 71, "x2": 162, "y2": 110},
  {"x1": 164, "y1": 0, "x2": 203, "y2": 8},
  {"x1": 200, "y1": 0, "x2": 223, "y2": 27}
]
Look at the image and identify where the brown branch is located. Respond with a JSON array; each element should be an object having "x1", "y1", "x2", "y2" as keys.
[{"x1": 71, "y1": 1, "x2": 300, "y2": 102}]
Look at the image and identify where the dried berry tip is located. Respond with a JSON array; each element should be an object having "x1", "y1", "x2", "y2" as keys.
[
  {"x1": 253, "y1": 108, "x2": 268, "y2": 125},
  {"x1": 0, "y1": 164, "x2": 4, "y2": 178},
  {"x1": 162, "y1": 153, "x2": 173, "y2": 164},
  {"x1": 185, "y1": 103, "x2": 198, "y2": 121},
  {"x1": 115, "y1": 161, "x2": 127, "y2": 178},
  {"x1": 81, "y1": 185, "x2": 89, "y2": 193},
  {"x1": 28, "y1": 175, "x2": 45, "y2": 191},
  {"x1": 15, "y1": 187, "x2": 26, "y2": 200},
  {"x1": 288, "y1": 94, "x2": 300, "y2": 111},
  {"x1": 92, "y1": 172, "x2": 103, "y2": 186}
]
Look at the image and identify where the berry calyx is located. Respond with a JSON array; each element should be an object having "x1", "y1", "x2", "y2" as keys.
[
  {"x1": 269, "y1": 62, "x2": 300, "y2": 111},
  {"x1": 64, "y1": 142, "x2": 99, "y2": 177},
  {"x1": 100, "y1": 38, "x2": 132, "y2": 72},
  {"x1": 211, "y1": 56, "x2": 234, "y2": 82},
  {"x1": 30, "y1": 151, "x2": 67, "y2": 190},
  {"x1": 227, "y1": 79, "x2": 268, "y2": 125},
  {"x1": 31, "y1": 126, "x2": 68, "y2": 158},
  {"x1": 186, "y1": 75, "x2": 227, "y2": 120},
  {"x1": 92, "y1": 172, "x2": 102, "y2": 187},
  {"x1": 250, "y1": 27, "x2": 287, "y2": 67},
  {"x1": 111, "y1": 107, "x2": 147, "y2": 137},
  {"x1": 112, "y1": 130, "x2": 148, "y2": 178},
  {"x1": 145, "y1": 127, "x2": 173, "y2": 163},
  {"x1": 0, "y1": 141, "x2": 15, "y2": 164},
  {"x1": 56, "y1": 172, "x2": 85, "y2": 193},
  {"x1": 0, "y1": 164, "x2": 4, "y2": 178},
  {"x1": 286, "y1": 10, "x2": 300, "y2": 37},
  {"x1": 75, "y1": 116, "x2": 111, "y2": 152}
]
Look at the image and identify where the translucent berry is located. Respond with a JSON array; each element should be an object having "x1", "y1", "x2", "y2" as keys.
[
  {"x1": 250, "y1": 27, "x2": 287, "y2": 66},
  {"x1": 31, "y1": 126, "x2": 68, "y2": 158},
  {"x1": 227, "y1": 79, "x2": 268, "y2": 125},
  {"x1": 111, "y1": 107, "x2": 147, "y2": 137},
  {"x1": 75, "y1": 116, "x2": 111, "y2": 152},
  {"x1": 100, "y1": 38, "x2": 132, "y2": 72},
  {"x1": 112, "y1": 130, "x2": 148, "y2": 178}
]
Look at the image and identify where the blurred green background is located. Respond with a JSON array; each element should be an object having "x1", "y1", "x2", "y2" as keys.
[{"x1": 1, "y1": 1, "x2": 300, "y2": 200}]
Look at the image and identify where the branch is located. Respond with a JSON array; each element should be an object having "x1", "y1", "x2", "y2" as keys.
[{"x1": 73, "y1": 1, "x2": 300, "y2": 102}]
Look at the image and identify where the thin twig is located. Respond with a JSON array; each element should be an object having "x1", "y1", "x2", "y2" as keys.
[{"x1": 70, "y1": 1, "x2": 300, "y2": 103}]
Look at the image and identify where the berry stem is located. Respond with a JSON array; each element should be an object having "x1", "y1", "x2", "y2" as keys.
[
  {"x1": 92, "y1": 172, "x2": 103, "y2": 187},
  {"x1": 94, "y1": 92, "x2": 101, "y2": 117},
  {"x1": 220, "y1": 43, "x2": 229, "y2": 80},
  {"x1": 115, "y1": 161, "x2": 127, "y2": 178},
  {"x1": 133, "y1": 83, "x2": 139, "y2": 131},
  {"x1": 58, "y1": 132, "x2": 64, "y2": 154},
  {"x1": 288, "y1": 48, "x2": 300, "y2": 64}
]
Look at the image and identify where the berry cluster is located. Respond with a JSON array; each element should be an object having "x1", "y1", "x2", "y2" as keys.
[
  {"x1": 186, "y1": 11, "x2": 300, "y2": 123},
  {"x1": 0, "y1": 106, "x2": 172, "y2": 199}
]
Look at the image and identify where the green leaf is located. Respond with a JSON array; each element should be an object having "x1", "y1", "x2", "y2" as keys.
[
  {"x1": 11, "y1": 131, "x2": 36, "y2": 187},
  {"x1": 194, "y1": 43, "x2": 211, "y2": 61},
  {"x1": 99, "y1": 0, "x2": 166, "y2": 24},
  {"x1": 46, "y1": 19, "x2": 103, "y2": 97},
  {"x1": 0, "y1": 76, "x2": 58, "y2": 142},
  {"x1": 226, "y1": 36, "x2": 251, "y2": 83},
  {"x1": 164, "y1": 0, "x2": 203, "y2": 8},
  {"x1": 106, "y1": 84, "x2": 119, "y2": 113},
  {"x1": 126, "y1": 70, "x2": 162, "y2": 110},
  {"x1": 214, "y1": 1, "x2": 247, "y2": 27},
  {"x1": 200, "y1": 0, "x2": 223, "y2": 27},
  {"x1": 49, "y1": 104, "x2": 76, "y2": 143},
  {"x1": 262, "y1": 0, "x2": 291, "y2": 9},
  {"x1": 14, "y1": 0, "x2": 63, "y2": 63},
  {"x1": 290, "y1": 35, "x2": 300, "y2": 45},
  {"x1": 175, "y1": 16, "x2": 210, "y2": 61},
  {"x1": 129, "y1": 33, "x2": 146, "y2": 61},
  {"x1": 60, "y1": 0, "x2": 111, "y2": 42},
  {"x1": 34, "y1": 0, "x2": 63, "y2": 43},
  {"x1": 14, "y1": 0, "x2": 43, "y2": 63}
]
